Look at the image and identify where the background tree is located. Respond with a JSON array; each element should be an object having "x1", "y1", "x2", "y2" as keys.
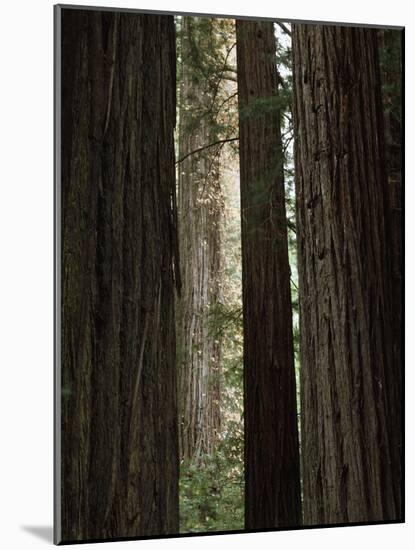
[
  {"x1": 176, "y1": 16, "x2": 225, "y2": 462},
  {"x1": 176, "y1": 16, "x2": 244, "y2": 533},
  {"x1": 292, "y1": 23, "x2": 402, "y2": 525},
  {"x1": 236, "y1": 19, "x2": 302, "y2": 530},
  {"x1": 60, "y1": 9, "x2": 179, "y2": 541}
]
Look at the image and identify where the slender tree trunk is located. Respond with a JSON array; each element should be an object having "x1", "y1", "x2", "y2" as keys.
[
  {"x1": 236, "y1": 19, "x2": 302, "y2": 529},
  {"x1": 61, "y1": 9, "x2": 179, "y2": 541},
  {"x1": 177, "y1": 17, "x2": 223, "y2": 462},
  {"x1": 292, "y1": 24, "x2": 402, "y2": 525}
]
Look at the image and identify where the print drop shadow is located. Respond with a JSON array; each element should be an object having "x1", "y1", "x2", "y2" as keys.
[{"x1": 21, "y1": 525, "x2": 53, "y2": 543}]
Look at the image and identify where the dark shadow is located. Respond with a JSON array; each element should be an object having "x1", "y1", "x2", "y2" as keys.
[{"x1": 21, "y1": 525, "x2": 53, "y2": 543}]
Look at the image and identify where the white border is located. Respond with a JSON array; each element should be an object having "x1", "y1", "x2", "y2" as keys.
[{"x1": 0, "y1": 1, "x2": 411, "y2": 549}]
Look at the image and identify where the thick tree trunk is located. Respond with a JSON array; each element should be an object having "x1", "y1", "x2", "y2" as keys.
[
  {"x1": 177, "y1": 17, "x2": 223, "y2": 462},
  {"x1": 292, "y1": 24, "x2": 402, "y2": 525},
  {"x1": 236, "y1": 20, "x2": 302, "y2": 530},
  {"x1": 61, "y1": 9, "x2": 179, "y2": 541},
  {"x1": 379, "y1": 30, "x2": 403, "y2": 437}
]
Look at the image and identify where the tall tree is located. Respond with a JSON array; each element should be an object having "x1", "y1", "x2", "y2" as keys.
[
  {"x1": 177, "y1": 16, "x2": 233, "y2": 461},
  {"x1": 60, "y1": 9, "x2": 179, "y2": 541},
  {"x1": 236, "y1": 19, "x2": 302, "y2": 529},
  {"x1": 292, "y1": 24, "x2": 402, "y2": 524},
  {"x1": 379, "y1": 30, "x2": 403, "y2": 439}
]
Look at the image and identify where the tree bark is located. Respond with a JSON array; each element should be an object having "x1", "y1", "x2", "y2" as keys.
[
  {"x1": 292, "y1": 24, "x2": 402, "y2": 525},
  {"x1": 379, "y1": 30, "x2": 403, "y2": 436},
  {"x1": 177, "y1": 17, "x2": 223, "y2": 462},
  {"x1": 60, "y1": 9, "x2": 179, "y2": 541},
  {"x1": 236, "y1": 19, "x2": 302, "y2": 530}
]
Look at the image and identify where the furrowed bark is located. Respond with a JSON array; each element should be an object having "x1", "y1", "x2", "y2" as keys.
[
  {"x1": 177, "y1": 17, "x2": 223, "y2": 462},
  {"x1": 379, "y1": 30, "x2": 403, "y2": 447},
  {"x1": 61, "y1": 9, "x2": 179, "y2": 541},
  {"x1": 292, "y1": 24, "x2": 402, "y2": 525},
  {"x1": 236, "y1": 19, "x2": 302, "y2": 529}
]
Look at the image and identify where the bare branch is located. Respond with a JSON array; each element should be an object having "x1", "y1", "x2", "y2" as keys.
[
  {"x1": 287, "y1": 220, "x2": 297, "y2": 234},
  {"x1": 216, "y1": 91, "x2": 238, "y2": 113},
  {"x1": 176, "y1": 137, "x2": 239, "y2": 165},
  {"x1": 276, "y1": 22, "x2": 292, "y2": 37},
  {"x1": 206, "y1": 43, "x2": 237, "y2": 116}
]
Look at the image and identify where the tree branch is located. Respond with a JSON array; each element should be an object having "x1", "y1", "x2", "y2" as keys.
[
  {"x1": 216, "y1": 91, "x2": 238, "y2": 113},
  {"x1": 276, "y1": 22, "x2": 292, "y2": 37},
  {"x1": 206, "y1": 43, "x2": 237, "y2": 117},
  {"x1": 176, "y1": 137, "x2": 239, "y2": 165},
  {"x1": 287, "y1": 219, "x2": 297, "y2": 234}
]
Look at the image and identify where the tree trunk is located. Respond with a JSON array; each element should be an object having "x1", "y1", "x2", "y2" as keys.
[
  {"x1": 236, "y1": 19, "x2": 302, "y2": 530},
  {"x1": 292, "y1": 24, "x2": 402, "y2": 525},
  {"x1": 177, "y1": 17, "x2": 223, "y2": 462},
  {"x1": 60, "y1": 8, "x2": 179, "y2": 541},
  {"x1": 379, "y1": 30, "x2": 403, "y2": 448}
]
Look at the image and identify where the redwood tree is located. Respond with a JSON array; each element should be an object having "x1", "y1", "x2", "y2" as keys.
[
  {"x1": 236, "y1": 19, "x2": 302, "y2": 530},
  {"x1": 379, "y1": 30, "x2": 403, "y2": 427},
  {"x1": 177, "y1": 16, "x2": 224, "y2": 462},
  {"x1": 60, "y1": 8, "x2": 179, "y2": 541},
  {"x1": 292, "y1": 24, "x2": 402, "y2": 524}
]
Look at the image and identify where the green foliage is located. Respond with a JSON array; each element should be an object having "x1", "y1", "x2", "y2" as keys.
[
  {"x1": 179, "y1": 296, "x2": 244, "y2": 533},
  {"x1": 178, "y1": 124, "x2": 244, "y2": 533},
  {"x1": 238, "y1": 93, "x2": 289, "y2": 121},
  {"x1": 177, "y1": 16, "x2": 238, "y2": 145},
  {"x1": 179, "y1": 432, "x2": 244, "y2": 533}
]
